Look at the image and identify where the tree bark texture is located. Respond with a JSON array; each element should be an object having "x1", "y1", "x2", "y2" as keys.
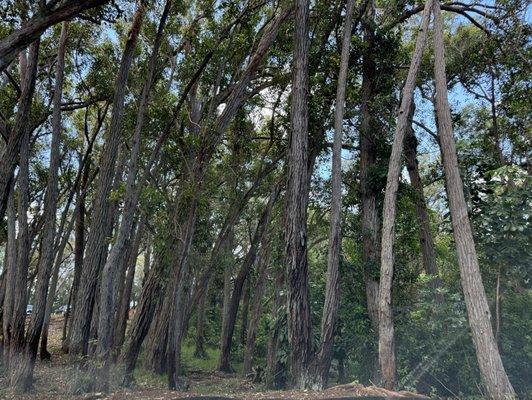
[
  {"x1": 69, "y1": 3, "x2": 146, "y2": 358},
  {"x1": 285, "y1": 0, "x2": 312, "y2": 389},
  {"x1": 311, "y1": 0, "x2": 356, "y2": 389},
  {"x1": 378, "y1": 0, "x2": 432, "y2": 389},
  {"x1": 432, "y1": 1, "x2": 515, "y2": 397}
]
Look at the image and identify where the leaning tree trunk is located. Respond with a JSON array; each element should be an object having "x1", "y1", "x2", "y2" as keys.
[
  {"x1": 120, "y1": 252, "x2": 167, "y2": 386},
  {"x1": 311, "y1": 0, "x2": 356, "y2": 389},
  {"x1": 378, "y1": 0, "x2": 432, "y2": 389},
  {"x1": 69, "y1": 2, "x2": 146, "y2": 358},
  {"x1": 10, "y1": 23, "x2": 68, "y2": 392},
  {"x1": 431, "y1": 1, "x2": 515, "y2": 398},
  {"x1": 95, "y1": 2, "x2": 171, "y2": 390},
  {"x1": 285, "y1": 0, "x2": 312, "y2": 389},
  {"x1": 8, "y1": 42, "x2": 40, "y2": 385},
  {"x1": 404, "y1": 104, "x2": 441, "y2": 293},
  {"x1": 0, "y1": 40, "x2": 39, "y2": 221}
]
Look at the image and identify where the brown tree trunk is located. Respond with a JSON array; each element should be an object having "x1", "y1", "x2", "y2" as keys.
[
  {"x1": 378, "y1": 0, "x2": 432, "y2": 389},
  {"x1": 432, "y1": 2, "x2": 515, "y2": 397},
  {"x1": 69, "y1": 3, "x2": 146, "y2": 358},
  {"x1": 359, "y1": 0, "x2": 381, "y2": 341},
  {"x1": 285, "y1": 0, "x2": 312, "y2": 389},
  {"x1": 243, "y1": 235, "x2": 272, "y2": 375},
  {"x1": 311, "y1": 0, "x2": 356, "y2": 389}
]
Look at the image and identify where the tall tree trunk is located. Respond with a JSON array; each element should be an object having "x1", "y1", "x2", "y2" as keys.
[
  {"x1": 243, "y1": 235, "x2": 272, "y2": 374},
  {"x1": 218, "y1": 184, "x2": 280, "y2": 372},
  {"x1": 285, "y1": 0, "x2": 312, "y2": 389},
  {"x1": 359, "y1": 0, "x2": 380, "y2": 342},
  {"x1": 95, "y1": 2, "x2": 171, "y2": 389},
  {"x1": 378, "y1": 0, "x2": 432, "y2": 389},
  {"x1": 69, "y1": 2, "x2": 146, "y2": 358},
  {"x1": 63, "y1": 150, "x2": 91, "y2": 351},
  {"x1": 311, "y1": 0, "x2": 356, "y2": 389},
  {"x1": 404, "y1": 105, "x2": 440, "y2": 291},
  {"x1": 432, "y1": 2, "x2": 515, "y2": 397},
  {"x1": 8, "y1": 42, "x2": 40, "y2": 383},
  {"x1": 10, "y1": 23, "x2": 68, "y2": 391}
]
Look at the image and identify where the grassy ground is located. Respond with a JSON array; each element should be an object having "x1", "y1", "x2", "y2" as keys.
[{"x1": 0, "y1": 316, "x2": 427, "y2": 399}]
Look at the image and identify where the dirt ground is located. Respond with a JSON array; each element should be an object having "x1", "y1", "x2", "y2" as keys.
[{"x1": 0, "y1": 316, "x2": 427, "y2": 400}]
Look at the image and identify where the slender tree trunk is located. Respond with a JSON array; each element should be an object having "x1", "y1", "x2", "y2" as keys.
[
  {"x1": 285, "y1": 0, "x2": 312, "y2": 388},
  {"x1": 432, "y1": 2, "x2": 515, "y2": 397},
  {"x1": 63, "y1": 152, "x2": 91, "y2": 351},
  {"x1": 359, "y1": 0, "x2": 381, "y2": 342},
  {"x1": 8, "y1": 42, "x2": 40, "y2": 385},
  {"x1": 95, "y1": 2, "x2": 171, "y2": 390},
  {"x1": 378, "y1": 0, "x2": 432, "y2": 389},
  {"x1": 311, "y1": 0, "x2": 356, "y2": 389},
  {"x1": 10, "y1": 23, "x2": 68, "y2": 391},
  {"x1": 218, "y1": 184, "x2": 280, "y2": 372},
  {"x1": 69, "y1": 3, "x2": 146, "y2": 358},
  {"x1": 404, "y1": 104, "x2": 440, "y2": 291},
  {"x1": 0, "y1": 39, "x2": 39, "y2": 221},
  {"x1": 113, "y1": 217, "x2": 146, "y2": 352},
  {"x1": 243, "y1": 235, "x2": 272, "y2": 374},
  {"x1": 120, "y1": 252, "x2": 166, "y2": 386}
]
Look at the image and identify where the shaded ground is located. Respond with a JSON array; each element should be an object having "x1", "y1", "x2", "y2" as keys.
[{"x1": 0, "y1": 316, "x2": 427, "y2": 399}]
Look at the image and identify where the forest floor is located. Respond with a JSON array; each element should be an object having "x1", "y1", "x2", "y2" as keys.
[{"x1": 0, "y1": 316, "x2": 427, "y2": 400}]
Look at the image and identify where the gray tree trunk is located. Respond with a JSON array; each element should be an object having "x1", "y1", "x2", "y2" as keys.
[
  {"x1": 8, "y1": 43, "x2": 40, "y2": 383},
  {"x1": 68, "y1": 3, "x2": 146, "y2": 358},
  {"x1": 378, "y1": 0, "x2": 432, "y2": 389},
  {"x1": 432, "y1": 1, "x2": 515, "y2": 397},
  {"x1": 95, "y1": 1, "x2": 170, "y2": 390}
]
